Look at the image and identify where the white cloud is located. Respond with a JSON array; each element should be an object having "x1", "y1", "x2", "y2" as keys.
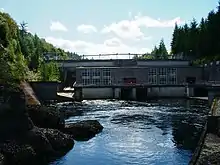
[
  {"x1": 0, "y1": 8, "x2": 4, "y2": 12},
  {"x1": 45, "y1": 36, "x2": 150, "y2": 58},
  {"x1": 50, "y1": 21, "x2": 68, "y2": 32},
  {"x1": 101, "y1": 13, "x2": 183, "y2": 40},
  {"x1": 77, "y1": 24, "x2": 97, "y2": 34},
  {"x1": 104, "y1": 37, "x2": 122, "y2": 47},
  {"x1": 102, "y1": 20, "x2": 145, "y2": 40},
  {"x1": 134, "y1": 15, "x2": 182, "y2": 27}
]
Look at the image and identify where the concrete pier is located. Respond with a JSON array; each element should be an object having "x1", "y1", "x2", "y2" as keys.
[{"x1": 74, "y1": 86, "x2": 194, "y2": 100}]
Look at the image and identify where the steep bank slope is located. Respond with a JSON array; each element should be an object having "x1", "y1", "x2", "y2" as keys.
[{"x1": 20, "y1": 82, "x2": 41, "y2": 106}]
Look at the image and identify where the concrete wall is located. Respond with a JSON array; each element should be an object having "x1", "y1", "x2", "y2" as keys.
[
  {"x1": 147, "y1": 87, "x2": 186, "y2": 97},
  {"x1": 112, "y1": 68, "x2": 148, "y2": 84},
  {"x1": 114, "y1": 88, "x2": 121, "y2": 99},
  {"x1": 56, "y1": 59, "x2": 190, "y2": 68},
  {"x1": 29, "y1": 81, "x2": 61, "y2": 102},
  {"x1": 59, "y1": 61, "x2": 114, "y2": 68},
  {"x1": 176, "y1": 67, "x2": 204, "y2": 84},
  {"x1": 137, "y1": 60, "x2": 189, "y2": 66},
  {"x1": 208, "y1": 61, "x2": 220, "y2": 82},
  {"x1": 82, "y1": 88, "x2": 114, "y2": 99},
  {"x1": 81, "y1": 86, "x2": 187, "y2": 100}
]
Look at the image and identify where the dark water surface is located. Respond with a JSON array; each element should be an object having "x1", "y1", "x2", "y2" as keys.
[{"x1": 50, "y1": 99, "x2": 209, "y2": 165}]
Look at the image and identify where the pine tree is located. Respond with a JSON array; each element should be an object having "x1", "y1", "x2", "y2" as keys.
[
  {"x1": 189, "y1": 18, "x2": 199, "y2": 58},
  {"x1": 158, "y1": 39, "x2": 168, "y2": 59},
  {"x1": 171, "y1": 23, "x2": 179, "y2": 55}
]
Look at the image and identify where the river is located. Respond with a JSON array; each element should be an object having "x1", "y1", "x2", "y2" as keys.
[{"x1": 50, "y1": 99, "x2": 209, "y2": 165}]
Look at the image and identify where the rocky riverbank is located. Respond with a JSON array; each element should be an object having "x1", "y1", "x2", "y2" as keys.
[
  {"x1": 0, "y1": 83, "x2": 103, "y2": 165},
  {"x1": 190, "y1": 98, "x2": 220, "y2": 165}
]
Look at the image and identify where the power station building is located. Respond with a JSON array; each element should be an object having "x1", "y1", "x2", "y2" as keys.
[
  {"x1": 73, "y1": 60, "x2": 205, "y2": 86},
  {"x1": 53, "y1": 59, "x2": 220, "y2": 100}
]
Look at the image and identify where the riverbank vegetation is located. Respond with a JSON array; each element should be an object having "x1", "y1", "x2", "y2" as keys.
[
  {"x1": 0, "y1": 12, "x2": 80, "y2": 85},
  {"x1": 170, "y1": 2, "x2": 220, "y2": 63}
]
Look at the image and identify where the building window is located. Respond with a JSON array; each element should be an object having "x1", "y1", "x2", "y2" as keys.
[
  {"x1": 148, "y1": 68, "x2": 157, "y2": 84},
  {"x1": 81, "y1": 68, "x2": 112, "y2": 86},
  {"x1": 167, "y1": 68, "x2": 177, "y2": 84},
  {"x1": 91, "y1": 68, "x2": 101, "y2": 77},
  {"x1": 103, "y1": 68, "x2": 111, "y2": 77},
  {"x1": 82, "y1": 78, "x2": 90, "y2": 85},
  {"x1": 92, "y1": 79, "x2": 101, "y2": 85},
  {"x1": 102, "y1": 68, "x2": 111, "y2": 85},
  {"x1": 103, "y1": 78, "x2": 111, "y2": 85},
  {"x1": 148, "y1": 68, "x2": 177, "y2": 85},
  {"x1": 159, "y1": 68, "x2": 167, "y2": 84},
  {"x1": 82, "y1": 69, "x2": 89, "y2": 77},
  {"x1": 81, "y1": 69, "x2": 90, "y2": 85}
]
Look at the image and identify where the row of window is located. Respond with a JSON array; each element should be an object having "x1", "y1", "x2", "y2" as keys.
[
  {"x1": 82, "y1": 68, "x2": 111, "y2": 77},
  {"x1": 148, "y1": 68, "x2": 177, "y2": 85},
  {"x1": 81, "y1": 69, "x2": 111, "y2": 85},
  {"x1": 80, "y1": 68, "x2": 177, "y2": 85},
  {"x1": 82, "y1": 79, "x2": 111, "y2": 85}
]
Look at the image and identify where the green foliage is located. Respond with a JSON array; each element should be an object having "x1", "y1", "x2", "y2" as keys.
[
  {"x1": 0, "y1": 11, "x2": 80, "y2": 84},
  {"x1": 0, "y1": 11, "x2": 28, "y2": 84},
  {"x1": 136, "y1": 39, "x2": 169, "y2": 60},
  {"x1": 171, "y1": 2, "x2": 220, "y2": 63},
  {"x1": 39, "y1": 62, "x2": 60, "y2": 81},
  {"x1": 155, "y1": 39, "x2": 169, "y2": 59}
]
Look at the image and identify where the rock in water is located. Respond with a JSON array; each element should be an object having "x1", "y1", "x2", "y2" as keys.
[
  {"x1": 24, "y1": 127, "x2": 54, "y2": 156},
  {"x1": 0, "y1": 86, "x2": 74, "y2": 165},
  {"x1": 27, "y1": 106, "x2": 64, "y2": 129},
  {"x1": 0, "y1": 127, "x2": 74, "y2": 165},
  {"x1": 39, "y1": 128, "x2": 74, "y2": 155},
  {"x1": 61, "y1": 120, "x2": 104, "y2": 141}
]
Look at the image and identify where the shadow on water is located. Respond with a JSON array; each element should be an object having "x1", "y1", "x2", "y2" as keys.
[{"x1": 52, "y1": 99, "x2": 209, "y2": 165}]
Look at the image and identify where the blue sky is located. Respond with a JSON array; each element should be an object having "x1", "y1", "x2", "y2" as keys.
[{"x1": 0, "y1": 0, "x2": 219, "y2": 56}]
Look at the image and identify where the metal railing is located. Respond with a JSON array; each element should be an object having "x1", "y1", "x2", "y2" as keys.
[
  {"x1": 80, "y1": 53, "x2": 143, "y2": 60},
  {"x1": 73, "y1": 81, "x2": 220, "y2": 88}
]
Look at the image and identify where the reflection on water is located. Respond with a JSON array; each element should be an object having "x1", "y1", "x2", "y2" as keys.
[{"x1": 50, "y1": 99, "x2": 209, "y2": 165}]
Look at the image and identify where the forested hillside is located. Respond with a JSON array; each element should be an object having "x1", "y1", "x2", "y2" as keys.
[
  {"x1": 171, "y1": 2, "x2": 220, "y2": 63},
  {"x1": 0, "y1": 12, "x2": 80, "y2": 84}
]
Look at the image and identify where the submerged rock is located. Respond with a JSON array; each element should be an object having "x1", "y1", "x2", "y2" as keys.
[
  {"x1": 24, "y1": 127, "x2": 54, "y2": 156},
  {"x1": 24, "y1": 127, "x2": 74, "y2": 157},
  {"x1": 39, "y1": 128, "x2": 74, "y2": 154},
  {"x1": 27, "y1": 106, "x2": 64, "y2": 129},
  {"x1": 59, "y1": 108, "x2": 83, "y2": 118},
  {"x1": 0, "y1": 127, "x2": 74, "y2": 165},
  {"x1": 61, "y1": 120, "x2": 103, "y2": 141}
]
